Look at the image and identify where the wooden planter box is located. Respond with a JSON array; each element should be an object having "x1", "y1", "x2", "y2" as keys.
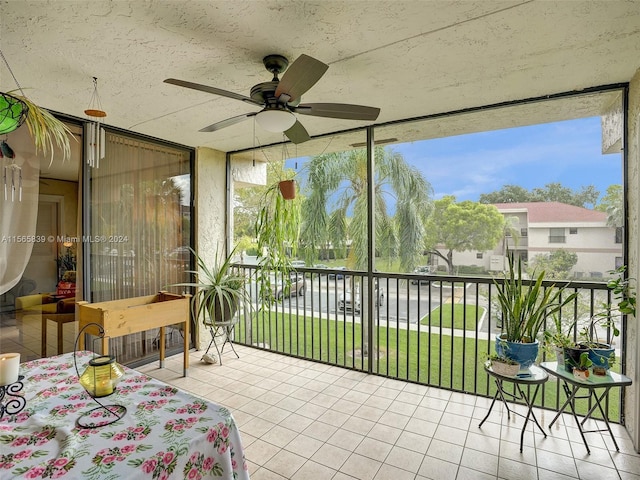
[{"x1": 77, "y1": 291, "x2": 191, "y2": 376}]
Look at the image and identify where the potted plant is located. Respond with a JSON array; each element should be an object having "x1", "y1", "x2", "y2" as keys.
[
  {"x1": 493, "y1": 252, "x2": 577, "y2": 368},
  {"x1": 488, "y1": 354, "x2": 520, "y2": 377},
  {"x1": 543, "y1": 314, "x2": 577, "y2": 367},
  {"x1": 2, "y1": 90, "x2": 74, "y2": 162},
  {"x1": 254, "y1": 177, "x2": 302, "y2": 305},
  {"x1": 578, "y1": 266, "x2": 635, "y2": 375},
  {"x1": 572, "y1": 351, "x2": 593, "y2": 381},
  {"x1": 172, "y1": 245, "x2": 250, "y2": 339},
  {"x1": 564, "y1": 342, "x2": 590, "y2": 373},
  {"x1": 278, "y1": 178, "x2": 296, "y2": 200}
]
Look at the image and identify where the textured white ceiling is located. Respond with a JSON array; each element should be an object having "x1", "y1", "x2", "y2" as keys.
[{"x1": 1, "y1": 0, "x2": 639, "y2": 155}]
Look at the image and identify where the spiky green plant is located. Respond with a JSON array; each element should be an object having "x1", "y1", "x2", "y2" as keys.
[
  {"x1": 494, "y1": 253, "x2": 578, "y2": 343},
  {"x1": 172, "y1": 245, "x2": 250, "y2": 325}
]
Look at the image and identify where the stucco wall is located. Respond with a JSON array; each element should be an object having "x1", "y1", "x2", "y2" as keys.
[
  {"x1": 626, "y1": 68, "x2": 640, "y2": 451},
  {"x1": 194, "y1": 146, "x2": 227, "y2": 350}
]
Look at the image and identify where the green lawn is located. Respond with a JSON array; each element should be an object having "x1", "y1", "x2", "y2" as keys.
[
  {"x1": 236, "y1": 313, "x2": 621, "y2": 421},
  {"x1": 420, "y1": 304, "x2": 482, "y2": 330}
]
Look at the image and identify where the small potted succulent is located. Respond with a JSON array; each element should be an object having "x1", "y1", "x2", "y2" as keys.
[{"x1": 572, "y1": 351, "x2": 593, "y2": 381}]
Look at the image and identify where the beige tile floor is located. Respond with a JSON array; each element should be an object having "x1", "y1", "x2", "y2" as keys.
[
  {"x1": 2, "y1": 310, "x2": 638, "y2": 479},
  {"x1": 135, "y1": 345, "x2": 640, "y2": 480}
]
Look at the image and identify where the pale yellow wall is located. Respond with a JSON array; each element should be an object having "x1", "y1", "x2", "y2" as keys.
[
  {"x1": 627, "y1": 67, "x2": 640, "y2": 452},
  {"x1": 194, "y1": 146, "x2": 227, "y2": 350},
  {"x1": 39, "y1": 179, "x2": 78, "y2": 239}
]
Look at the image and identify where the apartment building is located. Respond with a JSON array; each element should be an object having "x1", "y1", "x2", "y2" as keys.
[{"x1": 451, "y1": 201, "x2": 622, "y2": 277}]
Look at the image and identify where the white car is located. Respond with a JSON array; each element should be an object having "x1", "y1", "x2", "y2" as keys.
[
  {"x1": 411, "y1": 265, "x2": 432, "y2": 285},
  {"x1": 338, "y1": 282, "x2": 385, "y2": 313}
]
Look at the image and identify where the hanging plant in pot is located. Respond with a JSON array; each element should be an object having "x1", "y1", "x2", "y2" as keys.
[
  {"x1": 493, "y1": 252, "x2": 577, "y2": 369},
  {"x1": 278, "y1": 179, "x2": 296, "y2": 200},
  {"x1": 1, "y1": 50, "x2": 74, "y2": 163},
  {"x1": 254, "y1": 177, "x2": 302, "y2": 307}
]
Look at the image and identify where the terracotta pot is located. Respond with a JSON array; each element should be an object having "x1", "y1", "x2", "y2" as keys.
[
  {"x1": 278, "y1": 180, "x2": 296, "y2": 200},
  {"x1": 573, "y1": 368, "x2": 590, "y2": 381}
]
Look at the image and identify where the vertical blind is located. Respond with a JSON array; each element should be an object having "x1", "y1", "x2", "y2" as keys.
[{"x1": 89, "y1": 132, "x2": 191, "y2": 302}]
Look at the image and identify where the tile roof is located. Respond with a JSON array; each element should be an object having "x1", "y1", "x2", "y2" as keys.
[{"x1": 493, "y1": 202, "x2": 607, "y2": 223}]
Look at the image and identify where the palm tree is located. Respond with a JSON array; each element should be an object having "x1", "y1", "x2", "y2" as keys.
[
  {"x1": 300, "y1": 146, "x2": 431, "y2": 356},
  {"x1": 301, "y1": 146, "x2": 432, "y2": 272}
]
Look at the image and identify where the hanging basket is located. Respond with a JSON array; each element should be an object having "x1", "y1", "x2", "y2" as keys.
[
  {"x1": 0, "y1": 92, "x2": 29, "y2": 135},
  {"x1": 278, "y1": 179, "x2": 296, "y2": 200}
]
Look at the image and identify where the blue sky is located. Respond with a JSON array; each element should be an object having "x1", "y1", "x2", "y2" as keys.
[
  {"x1": 286, "y1": 116, "x2": 622, "y2": 211},
  {"x1": 394, "y1": 117, "x2": 621, "y2": 203}
]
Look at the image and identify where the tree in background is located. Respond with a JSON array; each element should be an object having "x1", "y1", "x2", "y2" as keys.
[
  {"x1": 424, "y1": 196, "x2": 504, "y2": 274},
  {"x1": 479, "y1": 183, "x2": 599, "y2": 208},
  {"x1": 596, "y1": 184, "x2": 623, "y2": 228},
  {"x1": 531, "y1": 183, "x2": 599, "y2": 208},
  {"x1": 478, "y1": 185, "x2": 531, "y2": 204},
  {"x1": 530, "y1": 250, "x2": 578, "y2": 279},
  {"x1": 301, "y1": 146, "x2": 432, "y2": 272}
]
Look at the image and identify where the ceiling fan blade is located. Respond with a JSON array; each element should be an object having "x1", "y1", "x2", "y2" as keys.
[
  {"x1": 164, "y1": 78, "x2": 263, "y2": 107},
  {"x1": 294, "y1": 103, "x2": 380, "y2": 121},
  {"x1": 199, "y1": 112, "x2": 257, "y2": 132},
  {"x1": 275, "y1": 54, "x2": 328, "y2": 102},
  {"x1": 284, "y1": 120, "x2": 311, "y2": 144}
]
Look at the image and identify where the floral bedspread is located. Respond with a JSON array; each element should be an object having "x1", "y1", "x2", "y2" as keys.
[{"x1": 0, "y1": 352, "x2": 249, "y2": 480}]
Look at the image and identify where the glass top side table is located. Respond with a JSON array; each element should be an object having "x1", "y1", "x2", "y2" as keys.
[
  {"x1": 540, "y1": 361, "x2": 632, "y2": 454},
  {"x1": 479, "y1": 362, "x2": 548, "y2": 452}
]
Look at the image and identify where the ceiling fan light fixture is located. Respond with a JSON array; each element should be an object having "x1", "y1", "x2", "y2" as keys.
[{"x1": 256, "y1": 108, "x2": 296, "y2": 133}]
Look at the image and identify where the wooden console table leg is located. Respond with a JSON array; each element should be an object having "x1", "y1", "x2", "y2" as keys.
[
  {"x1": 183, "y1": 320, "x2": 189, "y2": 377},
  {"x1": 159, "y1": 326, "x2": 166, "y2": 368},
  {"x1": 57, "y1": 321, "x2": 64, "y2": 355},
  {"x1": 41, "y1": 317, "x2": 47, "y2": 357}
]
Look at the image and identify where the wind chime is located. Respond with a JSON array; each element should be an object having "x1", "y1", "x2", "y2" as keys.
[
  {"x1": 1, "y1": 128, "x2": 22, "y2": 202},
  {"x1": 85, "y1": 77, "x2": 106, "y2": 168}
]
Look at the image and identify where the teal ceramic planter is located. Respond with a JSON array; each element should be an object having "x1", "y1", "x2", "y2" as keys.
[
  {"x1": 588, "y1": 343, "x2": 615, "y2": 373},
  {"x1": 495, "y1": 335, "x2": 539, "y2": 368}
]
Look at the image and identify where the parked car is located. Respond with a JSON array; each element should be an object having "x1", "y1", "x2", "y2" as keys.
[
  {"x1": 338, "y1": 281, "x2": 385, "y2": 313},
  {"x1": 411, "y1": 265, "x2": 432, "y2": 285},
  {"x1": 291, "y1": 260, "x2": 306, "y2": 268},
  {"x1": 328, "y1": 266, "x2": 349, "y2": 280},
  {"x1": 272, "y1": 273, "x2": 307, "y2": 300},
  {"x1": 305, "y1": 263, "x2": 330, "y2": 278}
]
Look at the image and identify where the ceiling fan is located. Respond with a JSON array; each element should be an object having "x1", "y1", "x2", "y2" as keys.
[{"x1": 164, "y1": 54, "x2": 381, "y2": 144}]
